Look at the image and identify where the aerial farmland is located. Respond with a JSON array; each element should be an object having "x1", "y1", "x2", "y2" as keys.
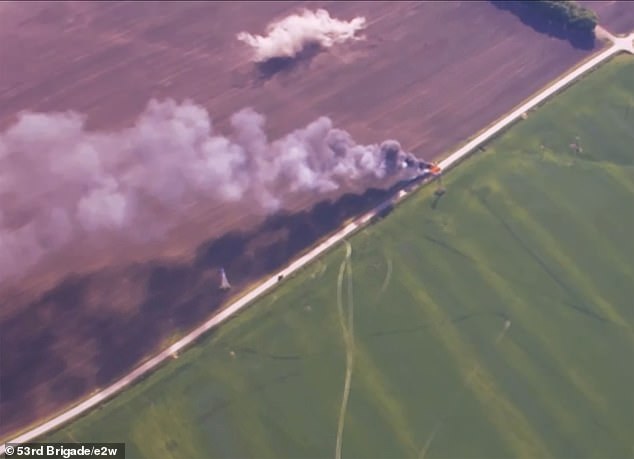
[
  {"x1": 1, "y1": 1, "x2": 633, "y2": 457},
  {"x1": 43, "y1": 52, "x2": 634, "y2": 459}
]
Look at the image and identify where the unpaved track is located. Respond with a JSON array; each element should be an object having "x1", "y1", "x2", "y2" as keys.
[
  {"x1": 335, "y1": 241, "x2": 354, "y2": 459},
  {"x1": 0, "y1": 1, "x2": 610, "y2": 430},
  {"x1": 2, "y1": 27, "x2": 633, "y2": 454},
  {"x1": 418, "y1": 317, "x2": 511, "y2": 459},
  {"x1": 437, "y1": 31, "x2": 633, "y2": 173}
]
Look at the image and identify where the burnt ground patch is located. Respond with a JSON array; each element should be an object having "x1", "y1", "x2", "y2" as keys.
[
  {"x1": 0, "y1": 0, "x2": 597, "y2": 301},
  {"x1": 0, "y1": 0, "x2": 604, "y2": 438},
  {"x1": 0, "y1": 179, "x2": 409, "y2": 437}
]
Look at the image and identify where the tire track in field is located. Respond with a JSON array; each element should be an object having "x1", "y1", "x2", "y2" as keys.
[
  {"x1": 545, "y1": 165, "x2": 634, "y2": 283},
  {"x1": 311, "y1": 260, "x2": 328, "y2": 279},
  {"x1": 475, "y1": 262, "x2": 629, "y2": 442},
  {"x1": 398, "y1": 263, "x2": 550, "y2": 459},
  {"x1": 335, "y1": 241, "x2": 354, "y2": 459},
  {"x1": 483, "y1": 191, "x2": 631, "y2": 333},
  {"x1": 447, "y1": 205, "x2": 625, "y2": 446},
  {"x1": 418, "y1": 318, "x2": 511, "y2": 459},
  {"x1": 380, "y1": 256, "x2": 393, "y2": 295},
  {"x1": 472, "y1": 192, "x2": 613, "y2": 325}
]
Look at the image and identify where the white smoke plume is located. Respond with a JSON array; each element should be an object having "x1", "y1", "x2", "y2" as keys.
[
  {"x1": 0, "y1": 99, "x2": 421, "y2": 283},
  {"x1": 237, "y1": 8, "x2": 367, "y2": 62}
]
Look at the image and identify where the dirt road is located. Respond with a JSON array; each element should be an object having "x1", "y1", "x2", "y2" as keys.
[{"x1": 2, "y1": 25, "x2": 631, "y2": 454}]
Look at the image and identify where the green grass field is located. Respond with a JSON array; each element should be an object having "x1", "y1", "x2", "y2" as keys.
[{"x1": 46, "y1": 54, "x2": 634, "y2": 459}]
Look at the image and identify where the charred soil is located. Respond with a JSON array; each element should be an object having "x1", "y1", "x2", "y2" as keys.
[{"x1": 0, "y1": 0, "x2": 600, "y2": 437}]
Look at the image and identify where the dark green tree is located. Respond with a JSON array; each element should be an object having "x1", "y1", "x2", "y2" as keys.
[{"x1": 518, "y1": 0, "x2": 598, "y2": 32}]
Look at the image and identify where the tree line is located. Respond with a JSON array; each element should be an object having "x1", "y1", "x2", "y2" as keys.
[{"x1": 513, "y1": 1, "x2": 598, "y2": 33}]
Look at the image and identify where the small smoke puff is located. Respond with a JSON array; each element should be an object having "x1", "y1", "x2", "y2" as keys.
[{"x1": 237, "y1": 9, "x2": 367, "y2": 62}]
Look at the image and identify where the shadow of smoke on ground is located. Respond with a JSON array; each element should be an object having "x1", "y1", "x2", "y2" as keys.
[
  {"x1": 254, "y1": 42, "x2": 323, "y2": 83},
  {"x1": 0, "y1": 178, "x2": 411, "y2": 437},
  {"x1": 490, "y1": 1, "x2": 596, "y2": 51}
]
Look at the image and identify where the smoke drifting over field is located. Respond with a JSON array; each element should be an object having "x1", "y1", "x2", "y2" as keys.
[
  {"x1": 0, "y1": 99, "x2": 417, "y2": 282},
  {"x1": 237, "y1": 9, "x2": 367, "y2": 62}
]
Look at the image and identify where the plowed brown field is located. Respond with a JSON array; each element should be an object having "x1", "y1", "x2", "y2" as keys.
[
  {"x1": 0, "y1": 0, "x2": 602, "y2": 438},
  {"x1": 581, "y1": 0, "x2": 634, "y2": 35}
]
